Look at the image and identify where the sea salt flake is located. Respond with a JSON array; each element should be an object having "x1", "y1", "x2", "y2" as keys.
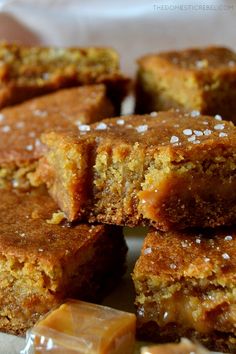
[
  {"x1": 150, "y1": 111, "x2": 158, "y2": 117},
  {"x1": 25, "y1": 145, "x2": 33, "y2": 151},
  {"x1": 214, "y1": 124, "x2": 224, "y2": 130},
  {"x1": 1, "y1": 125, "x2": 10, "y2": 133},
  {"x1": 195, "y1": 59, "x2": 208, "y2": 69},
  {"x1": 195, "y1": 238, "x2": 201, "y2": 244},
  {"x1": 188, "y1": 135, "x2": 196, "y2": 142},
  {"x1": 193, "y1": 139, "x2": 201, "y2": 144},
  {"x1": 170, "y1": 263, "x2": 177, "y2": 269},
  {"x1": 116, "y1": 119, "x2": 125, "y2": 125},
  {"x1": 79, "y1": 124, "x2": 90, "y2": 132},
  {"x1": 136, "y1": 124, "x2": 148, "y2": 133},
  {"x1": 163, "y1": 311, "x2": 168, "y2": 320},
  {"x1": 170, "y1": 135, "x2": 179, "y2": 144},
  {"x1": 204, "y1": 257, "x2": 210, "y2": 263},
  {"x1": 0, "y1": 113, "x2": 5, "y2": 122},
  {"x1": 35, "y1": 139, "x2": 41, "y2": 147},
  {"x1": 219, "y1": 132, "x2": 227, "y2": 138},
  {"x1": 204, "y1": 129, "x2": 212, "y2": 136},
  {"x1": 190, "y1": 110, "x2": 200, "y2": 117},
  {"x1": 215, "y1": 114, "x2": 222, "y2": 121},
  {"x1": 224, "y1": 235, "x2": 232, "y2": 241},
  {"x1": 193, "y1": 130, "x2": 203, "y2": 136},
  {"x1": 181, "y1": 241, "x2": 188, "y2": 248},
  {"x1": 222, "y1": 253, "x2": 230, "y2": 260},
  {"x1": 95, "y1": 122, "x2": 107, "y2": 130},
  {"x1": 12, "y1": 180, "x2": 19, "y2": 188},
  {"x1": 183, "y1": 129, "x2": 192, "y2": 136},
  {"x1": 144, "y1": 247, "x2": 152, "y2": 255}
]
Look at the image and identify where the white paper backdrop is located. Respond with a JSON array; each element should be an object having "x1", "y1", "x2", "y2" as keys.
[{"x1": 0, "y1": 0, "x2": 236, "y2": 75}]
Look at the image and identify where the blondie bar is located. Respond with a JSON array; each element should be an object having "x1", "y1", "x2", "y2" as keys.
[
  {"x1": 0, "y1": 188, "x2": 127, "y2": 335},
  {"x1": 35, "y1": 111, "x2": 236, "y2": 230},
  {"x1": 0, "y1": 85, "x2": 114, "y2": 189},
  {"x1": 133, "y1": 228, "x2": 236, "y2": 353},
  {"x1": 0, "y1": 42, "x2": 129, "y2": 112},
  {"x1": 136, "y1": 46, "x2": 236, "y2": 121}
]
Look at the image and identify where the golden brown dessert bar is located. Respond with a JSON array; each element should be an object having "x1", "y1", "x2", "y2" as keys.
[
  {"x1": 0, "y1": 84, "x2": 114, "y2": 189},
  {"x1": 0, "y1": 187, "x2": 127, "y2": 335},
  {"x1": 0, "y1": 42, "x2": 129, "y2": 112},
  {"x1": 132, "y1": 228, "x2": 236, "y2": 353},
  {"x1": 141, "y1": 338, "x2": 211, "y2": 354},
  {"x1": 23, "y1": 300, "x2": 136, "y2": 354},
  {"x1": 34, "y1": 111, "x2": 236, "y2": 230},
  {"x1": 136, "y1": 46, "x2": 236, "y2": 121}
]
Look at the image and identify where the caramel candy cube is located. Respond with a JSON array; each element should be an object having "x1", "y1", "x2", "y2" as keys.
[{"x1": 26, "y1": 300, "x2": 136, "y2": 354}]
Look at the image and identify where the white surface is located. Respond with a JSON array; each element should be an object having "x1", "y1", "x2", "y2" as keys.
[{"x1": 0, "y1": 0, "x2": 236, "y2": 75}]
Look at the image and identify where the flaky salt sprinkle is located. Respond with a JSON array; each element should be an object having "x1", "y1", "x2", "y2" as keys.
[
  {"x1": 214, "y1": 124, "x2": 224, "y2": 130},
  {"x1": 35, "y1": 139, "x2": 41, "y2": 147},
  {"x1": 215, "y1": 114, "x2": 222, "y2": 121},
  {"x1": 150, "y1": 111, "x2": 158, "y2": 117},
  {"x1": 195, "y1": 238, "x2": 201, "y2": 244},
  {"x1": 219, "y1": 132, "x2": 227, "y2": 138},
  {"x1": 79, "y1": 124, "x2": 90, "y2": 132},
  {"x1": 0, "y1": 113, "x2": 5, "y2": 122},
  {"x1": 144, "y1": 247, "x2": 152, "y2": 255},
  {"x1": 183, "y1": 129, "x2": 192, "y2": 136},
  {"x1": 188, "y1": 135, "x2": 196, "y2": 142},
  {"x1": 170, "y1": 263, "x2": 177, "y2": 269},
  {"x1": 116, "y1": 119, "x2": 125, "y2": 125},
  {"x1": 204, "y1": 257, "x2": 210, "y2": 263},
  {"x1": 203, "y1": 129, "x2": 212, "y2": 136},
  {"x1": 136, "y1": 124, "x2": 148, "y2": 133},
  {"x1": 192, "y1": 140, "x2": 201, "y2": 144},
  {"x1": 95, "y1": 122, "x2": 107, "y2": 130},
  {"x1": 170, "y1": 135, "x2": 179, "y2": 144},
  {"x1": 25, "y1": 145, "x2": 33, "y2": 151},
  {"x1": 222, "y1": 253, "x2": 230, "y2": 260},
  {"x1": 193, "y1": 130, "x2": 203, "y2": 136},
  {"x1": 1, "y1": 125, "x2": 10, "y2": 133},
  {"x1": 181, "y1": 241, "x2": 188, "y2": 248},
  {"x1": 224, "y1": 235, "x2": 232, "y2": 241},
  {"x1": 190, "y1": 110, "x2": 200, "y2": 117}
]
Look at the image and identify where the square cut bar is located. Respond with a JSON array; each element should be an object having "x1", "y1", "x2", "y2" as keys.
[
  {"x1": 23, "y1": 300, "x2": 136, "y2": 354},
  {"x1": 0, "y1": 84, "x2": 114, "y2": 189},
  {"x1": 132, "y1": 228, "x2": 236, "y2": 353},
  {"x1": 0, "y1": 42, "x2": 129, "y2": 112},
  {"x1": 35, "y1": 111, "x2": 236, "y2": 230},
  {"x1": 0, "y1": 188, "x2": 127, "y2": 335},
  {"x1": 136, "y1": 46, "x2": 236, "y2": 121}
]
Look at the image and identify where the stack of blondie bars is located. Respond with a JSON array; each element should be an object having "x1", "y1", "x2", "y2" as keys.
[{"x1": 0, "y1": 43, "x2": 235, "y2": 353}]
